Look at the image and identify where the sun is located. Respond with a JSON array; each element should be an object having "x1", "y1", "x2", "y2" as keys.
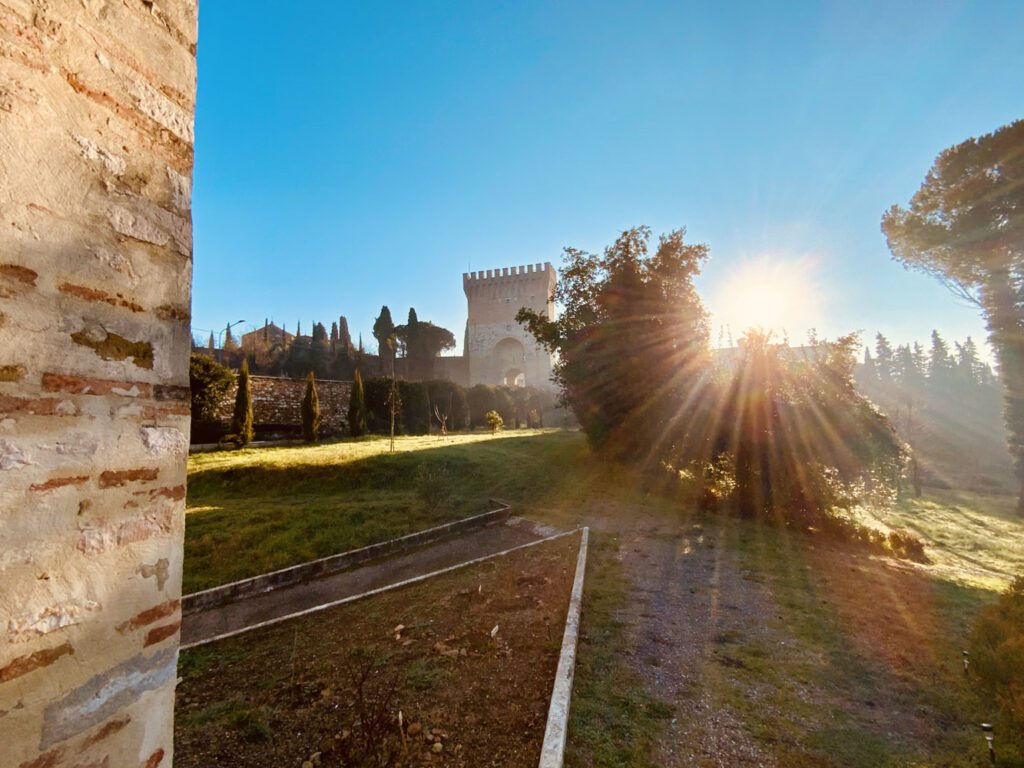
[{"x1": 711, "y1": 257, "x2": 822, "y2": 342}]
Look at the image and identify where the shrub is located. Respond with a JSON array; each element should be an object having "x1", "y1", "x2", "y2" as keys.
[
  {"x1": 363, "y1": 377, "x2": 393, "y2": 433},
  {"x1": 415, "y1": 462, "x2": 452, "y2": 507},
  {"x1": 426, "y1": 379, "x2": 470, "y2": 431},
  {"x1": 468, "y1": 384, "x2": 496, "y2": 428},
  {"x1": 189, "y1": 353, "x2": 234, "y2": 443},
  {"x1": 231, "y1": 359, "x2": 254, "y2": 446},
  {"x1": 399, "y1": 380, "x2": 431, "y2": 435},
  {"x1": 493, "y1": 386, "x2": 517, "y2": 426},
  {"x1": 485, "y1": 409, "x2": 504, "y2": 434},
  {"x1": 971, "y1": 576, "x2": 1024, "y2": 745},
  {"x1": 348, "y1": 369, "x2": 368, "y2": 437},
  {"x1": 301, "y1": 371, "x2": 321, "y2": 442}
]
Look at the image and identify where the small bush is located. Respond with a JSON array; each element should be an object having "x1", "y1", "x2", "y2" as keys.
[
  {"x1": 415, "y1": 462, "x2": 452, "y2": 508},
  {"x1": 189, "y1": 353, "x2": 234, "y2": 443},
  {"x1": 886, "y1": 529, "x2": 928, "y2": 563},
  {"x1": 485, "y1": 409, "x2": 503, "y2": 434},
  {"x1": 971, "y1": 576, "x2": 1024, "y2": 747}
]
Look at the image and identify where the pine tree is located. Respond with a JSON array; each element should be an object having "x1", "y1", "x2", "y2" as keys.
[
  {"x1": 928, "y1": 330, "x2": 953, "y2": 386},
  {"x1": 955, "y1": 337, "x2": 982, "y2": 385},
  {"x1": 861, "y1": 347, "x2": 877, "y2": 382},
  {"x1": 301, "y1": 371, "x2": 321, "y2": 442},
  {"x1": 338, "y1": 316, "x2": 354, "y2": 352},
  {"x1": 875, "y1": 333, "x2": 894, "y2": 383},
  {"x1": 330, "y1": 321, "x2": 339, "y2": 351},
  {"x1": 207, "y1": 331, "x2": 215, "y2": 354},
  {"x1": 231, "y1": 359, "x2": 254, "y2": 445},
  {"x1": 223, "y1": 323, "x2": 237, "y2": 350},
  {"x1": 348, "y1": 369, "x2": 368, "y2": 437}
]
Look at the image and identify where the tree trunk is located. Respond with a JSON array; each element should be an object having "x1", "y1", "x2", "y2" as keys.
[{"x1": 981, "y1": 268, "x2": 1024, "y2": 514}]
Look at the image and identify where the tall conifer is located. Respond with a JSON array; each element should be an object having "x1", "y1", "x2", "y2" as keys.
[
  {"x1": 302, "y1": 371, "x2": 321, "y2": 442},
  {"x1": 231, "y1": 359, "x2": 254, "y2": 445},
  {"x1": 348, "y1": 369, "x2": 368, "y2": 437}
]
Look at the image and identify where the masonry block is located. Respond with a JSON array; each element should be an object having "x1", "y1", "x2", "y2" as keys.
[{"x1": 0, "y1": 2, "x2": 196, "y2": 766}]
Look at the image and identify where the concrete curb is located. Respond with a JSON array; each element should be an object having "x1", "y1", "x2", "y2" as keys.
[
  {"x1": 181, "y1": 525, "x2": 581, "y2": 651},
  {"x1": 182, "y1": 500, "x2": 513, "y2": 615},
  {"x1": 539, "y1": 526, "x2": 590, "y2": 768}
]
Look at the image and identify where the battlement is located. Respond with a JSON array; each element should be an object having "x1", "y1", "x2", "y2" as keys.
[{"x1": 463, "y1": 262, "x2": 555, "y2": 283}]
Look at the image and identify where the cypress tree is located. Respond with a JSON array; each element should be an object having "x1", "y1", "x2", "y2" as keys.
[
  {"x1": 348, "y1": 369, "x2": 368, "y2": 437},
  {"x1": 302, "y1": 371, "x2": 321, "y2": 442},
  {"x1": 231, "y1": 359, "x2": 254, "y2": 445}
]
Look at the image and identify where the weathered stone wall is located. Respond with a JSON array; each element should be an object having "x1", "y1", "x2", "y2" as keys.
[
  {"x1": 463, "y1": 264, "x2": 556, "y2": 390},
  {"x1": 0, "y1": 3, "x2": 196, "y2": 767},
  {"x1": 213, "y1": 376, "x2": 353, "y2": 437}
]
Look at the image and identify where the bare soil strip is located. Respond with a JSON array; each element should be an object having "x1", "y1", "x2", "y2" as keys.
[{"x1": 175, "y1": 532, "x2": 582, "y2": 768}]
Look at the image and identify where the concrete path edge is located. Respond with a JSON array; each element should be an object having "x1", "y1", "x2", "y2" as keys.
[
  {"x1": 180, "y1": 525, "x2": 582, "y2": 650},
  {"x1": 182, "y1": 500, "x2": 512, "y2": 615},
  {"x1": 538, "y1": 526, "x2": 590, "y2": 768}
]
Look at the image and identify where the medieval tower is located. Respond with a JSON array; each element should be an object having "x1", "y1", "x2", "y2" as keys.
[{"x1": 463, "y1": 263, "x2": 557, "y2": 390}]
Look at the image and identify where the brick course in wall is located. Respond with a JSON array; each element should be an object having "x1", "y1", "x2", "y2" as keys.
[
  {"x1": 0, "y1": 3, "x2": 197, "y2": 767},
  {"x1": 213, "y1": 375, "x2": 353, "y2": 437}
]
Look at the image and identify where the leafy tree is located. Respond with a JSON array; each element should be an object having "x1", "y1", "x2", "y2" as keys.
[
  {"x1": 373, "y1": 305, "x2": 396, "y2": 363},
  {"x1": 518, "y1": 226, "x2": 710, "y2": 463},
  {"x1": 427, "y1": 379, "x2": 470, "y2": 431},
  {"x1": 399, "y1": 380, "x2": 431, "y2": 435},
  {"x1": 231, "y1": 358, "x2": 254, "y2": 446},
  {"x1": 396, "y1": 309, "x2": 456, "y2": 380},
  {"x1": 189, "y1": 353, "x2": 234, "y2": 443},
  {"x1": 882, "y1": 119, "x2": 1024, "y2": 511},
  {"x1": 485, "y1": 409, "x2": 504, "y2": 434},
  {"x1": 348, "y1": 369, "x2": 368, "y2": 437},
  {"x1": 301, "y1": 371, "x2": 321, "y2": 442}
]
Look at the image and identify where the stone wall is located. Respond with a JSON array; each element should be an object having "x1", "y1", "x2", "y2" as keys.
[
  {"x1": 214, "y1": 376, "x2": 353, "y2": 437},
  {"x1": 0, "y1": 3, "x2": 196, "y2": 768}
]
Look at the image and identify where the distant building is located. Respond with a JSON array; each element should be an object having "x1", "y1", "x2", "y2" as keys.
[
  {"x1": 241, "y1": 321, "x2": 293, "y2": 352},
  {"x1": 462, "y1": 263, "x2": 557, "y2": 390}
]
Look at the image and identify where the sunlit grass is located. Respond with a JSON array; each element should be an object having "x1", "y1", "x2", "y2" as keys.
[
  {"x1": 857, "y1": 489, "x2": 1024, "y2": 591},
  {"x1": 184, "y1": 429, "x2": 581, "y2": 592}
]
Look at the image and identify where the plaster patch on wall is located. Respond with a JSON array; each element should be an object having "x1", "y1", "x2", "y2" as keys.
[
  {"x1": 139, "y1": 427, "x2": 185, "y2": 457},
  {"x1": 39, "y1": 646, "x2": 177, "y2": 749},
  {"x1": 72, "y1": 135, "x2": 126, "y2": 176},
  {"x1": 8, "y1": 600, "x2": 100, "y2": 644},
  {"x1": 0, "y1": 439, "x2": 34, "y2": 470},
  {"x1": 71, "y1": 327, "x2": 154, "y2": 369}
]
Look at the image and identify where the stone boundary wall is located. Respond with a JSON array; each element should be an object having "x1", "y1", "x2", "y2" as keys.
[
  {"x1": 213, "y1": 375, "x2": 352, "y2": 436},
  {"x1": 1, "y1": 4, "x2": 197, "y2": 768},
  {"x1": 183, "y1": 501, "x2": 513, "y2": 615}
]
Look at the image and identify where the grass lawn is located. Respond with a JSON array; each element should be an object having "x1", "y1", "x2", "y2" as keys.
[
  {"x1": 184, "y1": 429, "x2": 585, "y2": 592},
  {"x1": 184, "y1": 429, "x2": 1024, "y2": 764}
]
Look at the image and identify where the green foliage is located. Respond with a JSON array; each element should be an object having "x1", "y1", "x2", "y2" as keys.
[
  {"x1": 189, "y1": 353, "x2": 234, "y2": 443},
  {"x1": 372, "y1": 305, "x2": 396, "y2": 360},
  {"x1": 517, "y1": 226, "x2": 710, "y2": 459},
  {"x1": 348, "y1": 369, "x2": 368, "y2": 437},
  {"x1": 882, "y1": 119, "x2": 1024, "y2": 510},
  {"x1": 231, "y1": 359, "x2": 254, "y2": 446},
  {"x1": 363, "y1": 377, "x2": 394, "y2": 433},
  {"x1": 485, "y1": 409, "x2": 504, "y2": 434},
  {"x1": 395, "y1": 308, "x2": 456, "y2": 380},
  {"x1": 493, "y1": 385, "x2": 516, "y2": 427},
  {"x1": 468, "y1": 384, "x2": 497, "y2": 428},
  {"x1": 399, "y1": 380, "x2": 431, "y2": 435},
  {"x1": 301, "y1": 371, "x2": 321, "y2": 442},
  {"x1": 971, "y1": 576, "x2": 1024, "y2": 746},
  {"x1": 427, "y1": 379, "x2": 470, "y2": 430},
  {"x1": 415, "y1": 462, "x2": 452, "y2": 507}
]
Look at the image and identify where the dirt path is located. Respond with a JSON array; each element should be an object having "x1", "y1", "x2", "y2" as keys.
[
  {"x1": 586, "y1": 505, "x2": 784, "y2": 766},
  {"x1": 182, "y1": 517, "x2": 558, "y2": 647}
]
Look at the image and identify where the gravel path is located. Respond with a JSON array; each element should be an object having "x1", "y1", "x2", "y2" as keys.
[{"x1": 589, "y1": 506, "x2": 784, "y2": 766}]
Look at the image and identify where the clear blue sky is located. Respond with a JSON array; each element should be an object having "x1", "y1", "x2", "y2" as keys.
[{"x1": 192, "y1": 1, "x2": 1023, "y2": 359}]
